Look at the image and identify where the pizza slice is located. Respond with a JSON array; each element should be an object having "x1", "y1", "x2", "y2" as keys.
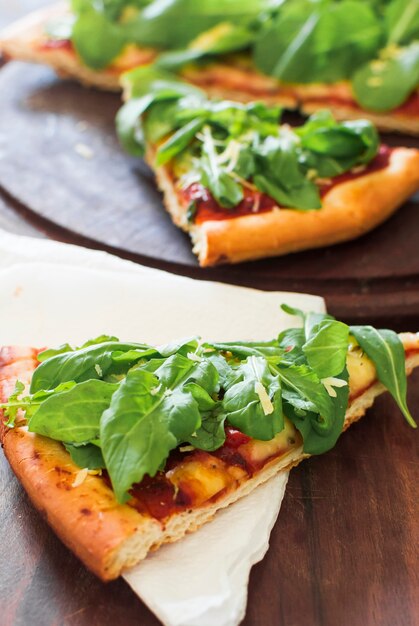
[
  {"x1": 116, "y1": 68, "x2": 419, "y2": 266},
  {"x1": 1, "y1": 1, "x2": 418, "y2": 134},
  {"x1": 1, "y1": 308, "x2": 418, "y2": 581}
]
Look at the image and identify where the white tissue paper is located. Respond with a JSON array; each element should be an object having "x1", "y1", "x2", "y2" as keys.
[{"x1": 0, "y1": 229, "x2": 326, "y2": 626}]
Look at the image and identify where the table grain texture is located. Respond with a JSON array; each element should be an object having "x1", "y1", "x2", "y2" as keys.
[{"x1": 0, "y1": 3, "x2": 418, "y2": 626}]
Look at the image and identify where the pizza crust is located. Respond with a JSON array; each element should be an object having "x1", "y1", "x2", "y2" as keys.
[
  {"x1": 0, "y1": 3, "x2": 149, "y2": 92},
  {"x1": 1, "y1": 335, "x2": 419, "y2": 580},
  {"x1": 149, "y1": 146, "x2": 419, "y2": 266}
]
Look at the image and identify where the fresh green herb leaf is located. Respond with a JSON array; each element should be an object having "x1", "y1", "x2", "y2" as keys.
[
  {"x1": 64, "y1": 442, "x2": 106, "y2": 470},
  {"x1": 223, "y1": 356, "x2": 283, "y2": 440},
  {"x1": 188, "y1": 410, "x2": 227, "y2": 451},
  {"x1": 303, "y1": 320, "x2": 349, "y2": 379},
  {"x1": 352, "y1": 42, "x2": 419, "y2": 112},
  {"x1": 2, "y1": 381, "x2": 26, "y2": 427},
  {"x1": 28, "y1": 380, "x2": 119, "y2": 443},
  {"x1": 100, "y1": 368, "x2": 199, "y2": 502},
  {"x1": 30, "y1": 341, "x2": 153, "y2": 393},
  {"x1": 350, "y1": 326, "x2": 417, "y2": 428}
]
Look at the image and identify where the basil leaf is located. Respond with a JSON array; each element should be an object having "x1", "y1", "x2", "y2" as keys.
[
  {"x1": 350, "y1": 326, "x2": 416, "y2": 428},
  {"x1": 28, "y1": 380, "x2": 118, "y2": 443},
  {"x1": 64, "y1": 443, "x2": 106, "y2": 470}
]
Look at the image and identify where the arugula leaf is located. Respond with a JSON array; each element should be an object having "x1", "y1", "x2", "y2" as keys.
[
  {"x1": 100, "y1": 369, "x2": 199, "y2": 502},
  {"x1": 156, "y1": 22, "x2": 256, "y2": 70},
  {"x1": 38, "y1": 344, "x2": 74, "y2": 363},
  {"x1": 116, "y1": 96, "x2": 154, "y2": 157},
  {"x1": 352, "y1": 42, "x2": 419, "y2": 112},
  {"x1": 199, "y1": 127, "x2": 244, "y2": 209},
  {"x1": 284, "y1": 367, "x2": 349, "y2": 454},
  {"x1": 188, "y1": 410, "x2": 227, "y2": 451},
  {"x1": 253, "y1": 0, "x2": 382, "y2": 83},
  {"x1": 223, "y1": 356, "x2": 283, "y2": 440},
  {"x1": 303, "y1": 320, "x2": 349, "y2": 379},
  {"x1": 37, "y1": 335, "x2": 120, "y2": 362},
  {"x1": 385, "y1": 0, "x2": 419, "y2": 46},
  {"x1": 274, "y1": 362, "x2": 335, "y2": 432},
  {"x1": 124, "y1": 0, "x2": 278, "y2": 49},
  {"x1": 72, "y1": 6, "x2": 127, "y2": 70},
  {"x1": 156, "y1": 117, "x2": 206, "y2": 165},
  {"x1": 2, "y1": 381, "x2": 26, "y2": 427},
  {"x1": 30, "y1": 341, "x2": 153, "y2": 393},
  {"x1": 28, "y1": 380, "x2": 118, "y2": 443},
  {"x1": 118, "y1": 68, "x2": 380, "y2": 212},
  {"x1": 350, "y1": 326, "x2": 416, "y2": 428},
  {"x1": 64, "y1": 443, "x2": 106, "y2": 470}
]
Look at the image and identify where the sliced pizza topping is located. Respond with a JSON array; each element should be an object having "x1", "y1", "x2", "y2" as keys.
[
  {"x1": 117, "y1": 67, "x2": 385, "y2": 221},
  {"x1": 1, "y1": 307, "x2": 416, "y2": 515},
  {"x1": 41, "y1": 0, "x2": 418, "y2": 114}
]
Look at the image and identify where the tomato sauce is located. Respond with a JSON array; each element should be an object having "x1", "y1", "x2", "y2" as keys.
[
  {"x1": 183, "y1": 145, "x2": 393, "y2": 224},
  {"x1": 39, "y1": 39, "x2": 73, "y2": 52},
  {"x1": 127, "y1": 424, "x2": 292, "y2": 520}
]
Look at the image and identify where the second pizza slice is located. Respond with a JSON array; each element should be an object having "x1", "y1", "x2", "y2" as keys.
[{"x1": 117, "y1": 68, "x2": 419, "y2": 267}]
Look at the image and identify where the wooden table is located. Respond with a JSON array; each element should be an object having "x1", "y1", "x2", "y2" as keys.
[{"x1": 0, "y1": 4, "x2": 418, "y2": 626}]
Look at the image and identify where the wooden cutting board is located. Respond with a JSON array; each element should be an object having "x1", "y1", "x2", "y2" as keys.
[{"x1": 0, "y1": 61, "x2": 418, "y2": 329}]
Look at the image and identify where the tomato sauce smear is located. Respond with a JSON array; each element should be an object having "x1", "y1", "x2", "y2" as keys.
[
  {"x1": 128, "y1": 425, "x2": 292, "y2": 521},
  {"x1": 183, "y1": 145, "x2": 392, "y2": 225},
  {"x1": 39, "y1": 39, "x2": 73, "y2": 52}
]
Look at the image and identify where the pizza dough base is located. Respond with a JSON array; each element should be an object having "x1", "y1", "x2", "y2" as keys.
[
  {"x1": 149, "y1": 147, "x2": 419, "y2": 266},
  {"x1": 1, "y1": 335, "x2": 419, "y2": 581}
]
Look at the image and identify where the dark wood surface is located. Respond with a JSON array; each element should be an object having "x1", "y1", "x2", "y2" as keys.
[
  {"x1": 0, "y1": 61, "x2": 418, "y2": 327},
  {"x1": 0, "y1": 5, "x2": 418, "y2": 626}
]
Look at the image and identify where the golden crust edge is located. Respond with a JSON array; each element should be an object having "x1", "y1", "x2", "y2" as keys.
[
  {"x1": 0, "y1": 2, "x2": 121, "y2": 91},
  {"x1": 149, "y1": 146, "x2": 419, "y2": 266},
  {"x1": 1, "y1": 336, "x2": 419, "y2": 581}
]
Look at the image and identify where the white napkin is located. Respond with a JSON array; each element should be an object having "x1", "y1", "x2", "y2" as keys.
[{"x1": 0, "y1": 229, "x2": 325, "y2": 626}]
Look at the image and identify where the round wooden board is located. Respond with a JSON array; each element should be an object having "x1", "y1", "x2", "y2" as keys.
[{"x1": 1, "y1": 61, "x2": 419, "y2": 326}]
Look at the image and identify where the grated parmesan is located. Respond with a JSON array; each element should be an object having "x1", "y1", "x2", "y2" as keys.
[
  {"x1": 72, "y1": 468, "x2": 89, "y2": 488},
  {"x1": 321, "y1": 377, "x2": 348, "y2": 398},
  {"x1": 94, "y1": 364, "x2": 103, "y2": 377},
  {"x1": 254, "y1": 382, "x2": 274, "y2": 415}
]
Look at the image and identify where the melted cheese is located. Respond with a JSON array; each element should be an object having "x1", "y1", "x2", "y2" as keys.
[
  {"x1": 347, "y1": 347, "x2": 377, "y2": 398},
  {"x1": 109, "y1": 44, "x2": 157, "y2": 72},
  {"x1": 240, "y1": 418, "x2": 298, "y2": 465},
  {"x1": 167, "y1": 455, "x2": 243, "y2": 507}
]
